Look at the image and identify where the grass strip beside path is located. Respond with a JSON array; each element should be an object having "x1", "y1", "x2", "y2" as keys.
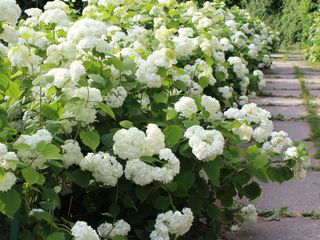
[{"x1": 294, "y1": 66, "x2": 320, "y2": 158}]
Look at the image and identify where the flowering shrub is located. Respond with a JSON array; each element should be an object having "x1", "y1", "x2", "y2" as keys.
[
  {"x1": 307, "y1": 11, "x2": 320, "y2": 63},
  {"x1": 0, "y1": 0, "x2": 308, "y2": 239}
]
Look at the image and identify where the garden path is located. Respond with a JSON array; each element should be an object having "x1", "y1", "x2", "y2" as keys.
[{"x1": 227, "y1": 52, "x2": 320, "y2": 240}]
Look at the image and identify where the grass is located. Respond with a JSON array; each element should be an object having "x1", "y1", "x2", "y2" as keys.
[{"x1": 294, "y1": 66, "x2": 320, "y2": 158}]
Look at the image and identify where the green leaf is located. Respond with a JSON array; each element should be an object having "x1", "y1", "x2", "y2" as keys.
[
  {"x1": 215, "y1": 71, "x2": 225, "y2": 82},
  {"x1": 47, "y1": 232, "x2": 65, "y2": 240},
  {"x1": 108, "y1": 57, "x2": 124, "y2": 71},
  {"x1": 119, "y1": 120, "x2": 134, "y2": 129},
  {"x1": 174, "y1": 80, "x2": 187, "y2": 91},
  {"x1": 164, "y1": 125, "x2": 185, "y2": 146},
  {"x1": 33, "y1": 75, "x2": 54, "y2": 87},
  {"x1": 65, "y1": 169, "x2": 91, "y2": 188},
  {"x1": 0, "y1": 189, "x2": 21, "y2": 218},
  {"x1": 112, "y1": 236, "x2": 127, "y2": 240},
  {"x1": 203, "y1": 158, "x2": 224, "y2": 186},
  {"x1": 42, "y1": 144, "x2": 61, "y2": 160},
  {"x1": 80, "y1": 130, "x2": 100, "y2": 151},
  {"x1": 199, "y1": 76, "x2": 209, "y2": 88},
  {"x1": 153, "y1": 91, "x2": 168, "y2": 103},
  {"x1": 89, "y1": 74, "x2": 106, "y2": 86},
  {"x1": 154, "y1": 196, "x2": 171, "y2": 210},
  {"x1": 166, "y1": 108, "x2": 177, "y2": 121},
  {"x1": 140, "y1": 156, "x2": 158, "y2": 164},
  {"x1": 244, "y1": 182, "x2": 262, "y2": 200},
  {"x1": 252, "y1": 155, "x2": 268, "y2": 169},
  {"x1": 135, "y1": 186, "x2": 155, "y2": 203},
  {"x1": 22, "y1": 167, "x2": 45, "y2": 185},
  {"x1": 42, "y1": 102, "x2": 64, "y2": 119},
  {"x1": 99, "y1": 102, "x2": 116, "y2": 119}
]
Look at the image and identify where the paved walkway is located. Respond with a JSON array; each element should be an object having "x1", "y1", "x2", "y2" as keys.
[{"x1": 227, "y1": 53, "x2": 320, "y2": 240}]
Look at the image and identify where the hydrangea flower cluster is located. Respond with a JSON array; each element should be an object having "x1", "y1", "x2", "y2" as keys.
[
  {"x1": 79, "y1": 152, "x2": 123, "y2": 187},
  {"x1": 125, "y1": 148, "x2": 180, "y2": 186},
  {"x1": 150, "y1": 208, "x2": 194, "y2": 240},
  {"x1": 113, "y1": 124, "x2": 165, "y2": 160},
  {"x1": 97, "y1": 219, "x2": 131, "y2": 239},
  {"x1": 241, "y1": 204, "x2": 258, "y2": 223},
  {"x1": 14, "y1": 129, "x2": 53, "y2": 169},
  {"x1": 185, "y1": 126, "x2": 225, "y2": 161}
]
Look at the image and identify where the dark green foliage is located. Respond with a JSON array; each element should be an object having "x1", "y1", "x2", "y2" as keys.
[{"x1": 226, "y1": 0, "x2": 319, "y2": 45}]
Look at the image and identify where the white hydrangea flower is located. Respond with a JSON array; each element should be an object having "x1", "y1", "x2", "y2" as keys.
[
  {"x1": 174, "y1": 96, "x2": 198, "y2": 118},
  {"x1": 147, "y1": 48, "x2": 177, "y2": 69},
  {"x1": 0, "y1": 0, "x2": 21, "y2": 26},
  {"x1": 227, "y1": 57, "x2": 249, "y2": 79},
  {"x1": 46, "y1": 68, "x2": 71, "y2": 88},
  {"x1": 172, "y1": 36, "x2": 196, "y2": 57},
  {"x1": 0, "y1": 143, "x2": 19, "y2": 171},
  {"x1": 125, "y1": 148, "x2": 180, "y2": 186},
  {"x1": 262, "y1": 131, "x2": 293, "y2": 153},
  {"x1": 8, "y1": 45, "x2": 42, "y2": 74},
  {"x1": 218, "y1": 86, "x2": 233, "y2": 99},
  {"x1": 18, "y1": 26, "x2": 48, "y2": 49},
  {"x1": 143, "y1": 124, "x2": 165, "y2": 156},
  {"x1": 39, "y1": 9, "x2": 69, "y2": 27},
  {"x1": 44, "y1": 0, "x2": 68, "y2": 11},
  {"x1": 197, "y1": 17, "x2": 213, "y2": 29},
  {"x1": 239, "y1": 96, "x2": 249, "y2": 106},
  {"x1": 220, "y1": 37, "x2": 234, "y2": 52},
  {"x1": 80, "y1": 152, "x2": 123, "y2": 187},
  {"x1": 0, "y1": 172, "x2": 17, "y2": 192},
  {"x1": 14, "y1": 129, "x2": 52, "y2": 169},
  {"x1": 124, "y1": 159, "x2": 155, "y2": 186},
  {"x1": 153, "y1": 148, "x2": 180, "y2": 183},
  {"x1": 113, "y1": 128, "x2": 146, "y2": 160},
  {"x1": 105, "y1": 86, "x2": 127, "y2": 108},
  {"x1": 61, "y1": 140, "x2": 83, "y2": 168},
  {"x1": 285, "y1": 147, "x2": 298, "y2": 159},
  {"x1": 185, "y1": 126, "x2": 225, "y2": 161},
  {"x1": 67, "y1": 18, "x2": 108, "y2": 44},
  {"x1": 189, "y1": 82, "x2": 203, "y2": 97},
  {"x1": 178, "y1": 27, "x2": 194, "y2": 37},
  {"x1": 155, "y1": 25, "x2": 173, "y2": 42},
  {"x1": 252, "y1": 119, "x2": 273, "y2": 143},
  {"x1": 150, "y1": 208, "x2": 194, "y2": 240},
  {"x1": 233, "y1": 123, "x2": 253, "y2": 141},
  {"x1": 70, "y1": 61, "x2": 86, "y2": 82},
  {"x1": 97, "y1": 219, "x2": 131, "y2": 239},
  {"x1": 201, "y1": 95, "x2": 222, "y2": 120},
  {"x1": 241, "y1": 204, "x2": 258, "y2": 223},
  {"x1": 71, "y1": 221, "x2": 100, "y2": 240},
  {"x1": 0, "y1": 24, "x2": 19, "y2": 44},
  {"x1": 25, "y1": 8, "x2": 42, "y2": 17},
  {"x1": 136, "y1": 59, "x2": 162, "y2": 88}
]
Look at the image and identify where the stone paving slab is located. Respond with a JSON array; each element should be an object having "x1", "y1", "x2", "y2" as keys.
[
  {"x1": 255, "y1": 172, "x2": 320, "y2": 212},
  {"x1": 265, "y1": 89, "x2": 301, "y2": 97},
  {"x1": 307, "y1": 84, "x2": 320, "y2": 90},
  {"x1": 263, "y1": 106, "x2": 307, "y2": 119},
  {"x1": 310, "y1": 90, "x2": 320, "y2": 97},
  {"x1": 251, "y1": 97, "x2": 303, "y2": 106},
  {"x1": 273, "y1": 121, "x2": 310, "y2": 141},
  {"x1": 266, "y1": 83, "x2": 301, "y2": 90},
  {"x1": 226, "y1": 218, "x2": 320, "y2": 240},
  {"x1": 264, "y1": 75, "x2": 297, "y2": 80}
]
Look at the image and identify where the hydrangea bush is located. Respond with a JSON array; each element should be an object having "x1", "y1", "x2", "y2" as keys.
[{"x1": 0, "y1": 0, "x2": 308, "y2": 239}]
